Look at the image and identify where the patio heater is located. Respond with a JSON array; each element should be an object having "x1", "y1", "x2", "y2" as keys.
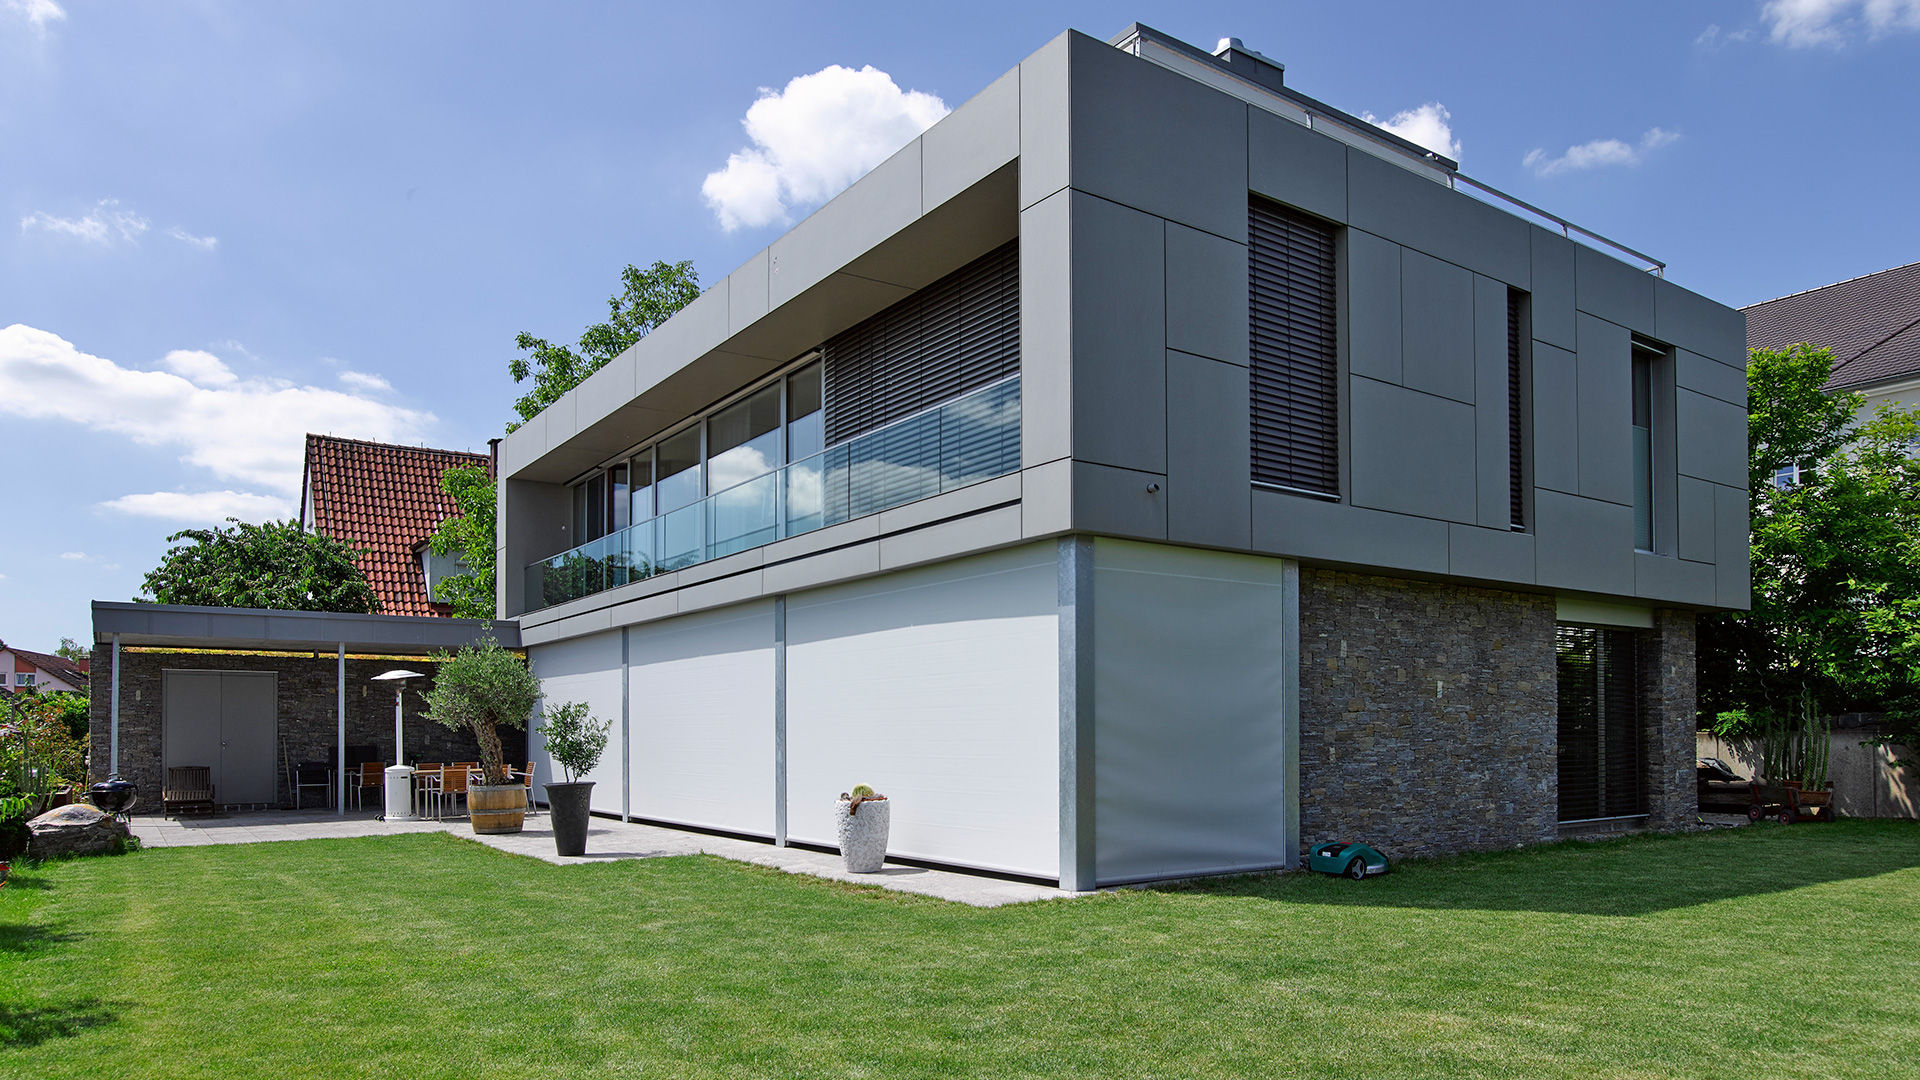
[{"x1": 371, "y1": 669, "x2": 426, "y2": 821}]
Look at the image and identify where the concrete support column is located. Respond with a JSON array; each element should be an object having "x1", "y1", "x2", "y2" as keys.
[
  {"x1": 773, "y1": 596, "x2": 788, "y2": 847},
  {"x1": 1640, "y1": 609, "x2": 1699, "y2": 830},
  {"x1": 1057, "y1": 536, "x2": 1094, "y2": 891}
]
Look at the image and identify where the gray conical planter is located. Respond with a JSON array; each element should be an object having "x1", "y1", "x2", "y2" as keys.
[
  {"x1": 834, "y1": 796, "x2": 890, "y2": 872},
  {"x1": 544, "y1": 781, "x2": 595, "y2": 857}
]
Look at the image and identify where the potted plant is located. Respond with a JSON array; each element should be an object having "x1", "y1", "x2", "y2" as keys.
[
  {"x1": 539, "y1": 701, "x2": 611, "y2": 857},
  {"x1": 834, "y1": 784, "x2": 890, "y2": 873},
  {"x1": 421, "y1": 635, "x2": 538, "y2": 835}
]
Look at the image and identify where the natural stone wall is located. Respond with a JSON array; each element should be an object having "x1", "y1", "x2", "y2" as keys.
[
  {"x1": 88, "y1": 648, "x2": 526, "y2": 812},
  {"x1": 1298, "y1": 569, "x2": 1559, "y2": 859},
  {"x1": 1640, "y1": 610, "x2": 1699, "y2": 829}
]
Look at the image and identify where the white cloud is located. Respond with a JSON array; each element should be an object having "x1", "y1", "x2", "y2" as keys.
[
  {"x1": 1360, "y1": 103, "x2": 1461, "y2": 162},
  {"x1": 1524, "y1": 127, "x2": 1680, "y2": 177},
  {"x1": 20, "y1": 199, "x2": 149, "y2": 245},
  {"x1": 98, "y1": 490, "x2": 297, "y2": 525},
  {"x1": 702, "y1": 64, "x2": 948, "y2": 231},
  {"x1": 3, "y1": 0, "x2": 65, "y2": 30},
  {"x1": 58, "y1": 551, "x2": 88, "y2": 561},
  {"x1": 338, "y1": 370, "x2": 392, "y2": 394},
  {"x1": 167, "y1": 226, "x2": 218, "y2": 251},
  {"x1": 1695, "y1": 22, "x2": 1756, "y2": 49},
  {"x1": 1762, "y1": 0, "x2": 1920, "y2": 46},
  {"x1": 0, "y1": 324, "x2": 434, "y2": 522}
]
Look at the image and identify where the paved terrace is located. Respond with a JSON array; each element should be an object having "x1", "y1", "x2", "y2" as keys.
[{"x1": 130, "y1": 810, "x2": 1077, "y2": 908}]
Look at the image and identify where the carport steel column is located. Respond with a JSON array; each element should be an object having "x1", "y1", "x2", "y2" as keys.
[{"x1": 336, "y1": 644, "x2": 346, "y2": 816}]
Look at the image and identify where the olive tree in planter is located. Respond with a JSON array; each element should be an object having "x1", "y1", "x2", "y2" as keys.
[
  {"x1": 834, "y1": 784, "x2": 890, "y2": 873},
  {"x1": 421, "y1": 636, "x2": 538, "y2": 835},
  {"x1": 539, "y1": 701, "x2": 611, "y2": 857}
]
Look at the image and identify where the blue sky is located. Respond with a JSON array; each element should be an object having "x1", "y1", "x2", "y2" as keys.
[{"x1": 3, "y1": 0, "x2": 1918, "y2": 652}]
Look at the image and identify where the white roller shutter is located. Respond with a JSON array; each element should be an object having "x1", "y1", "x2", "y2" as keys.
[{"x1": 529, "y1": 629, "x2": 625, "y2": 816}]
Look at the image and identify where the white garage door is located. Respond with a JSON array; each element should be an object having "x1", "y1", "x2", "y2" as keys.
[
  {"x1": 529, "y1": 628, "x2": 626, "y2": 816},
  {"x1": 786, "y1": 544, "x2": 1059, "y2": 878},
  {"x1": 628, "y1": 600, "x2": 776, "y2": 837}
]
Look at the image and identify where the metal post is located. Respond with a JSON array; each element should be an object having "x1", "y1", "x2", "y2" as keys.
[
  {"x1": 109, "y1": 632, "x2": 121, "y2": 775},
  {"x1": 336, "y1": 644, "x2": 346, "y2": 816}
]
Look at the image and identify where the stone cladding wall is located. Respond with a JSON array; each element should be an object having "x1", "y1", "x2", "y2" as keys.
[{"x1": 1639, "y1": 610, "x2": 1700, "y2": 830}]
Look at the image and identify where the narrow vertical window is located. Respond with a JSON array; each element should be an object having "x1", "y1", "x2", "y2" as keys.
[
  {"x1": 1507, "y1": 289, "x2": 1526, "y2": 530},
  {"x1": 1631, "y1": 341, "x2": 1657, "y2": 552},
  {"x1": 1249, "y1": 198, "x2": 1339, "y2": 495}
]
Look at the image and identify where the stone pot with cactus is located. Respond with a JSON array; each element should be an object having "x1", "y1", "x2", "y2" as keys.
[{"x1": 834, "y1": 784, "x2": 890, "y2": 873}]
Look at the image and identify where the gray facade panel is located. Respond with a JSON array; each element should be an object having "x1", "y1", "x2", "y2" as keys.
[
  {"x1": 1677, "y1": 475, "x2": 1717, "y2": 563},
  {"x1": 1655, "y1": 276, "x2": 1748, "y2": 367},
  {"x1": 571, "y1": 349, "x2": 639, "y2": 433},
  {"x1": 762, "y1": 542, "x2": 881, "y2": 596},
  {"x1": 1345, "y1": 149, "x2": 1529, "y2": 286},
  {"x1": 1400, "y1": 249, "x2": 1476, "y2": 404},
  {"x1": 1677, "y1": 347, "x2": 1747, "y2": 407},
  {"x1": 1573, "y1": 242, "x2": 1655, "y2": 329},
  {"x1": 1247, "y1": 108, "x2": 1347, "y2": 223},
  {"x1": 877, "y1": 504, "x2": 1024, "y2": 572},
  {"x1": 1165, "y1": 222, "x2": 1249, "y2": 366},
  {"x1": 1472, "y1": 274, "x2": 1512, "y2": 527},
  {"x1": 923, "y1": 66, "x2": 1021, "y2": 211},
  {"x1": 1532, "y1": 342, "x2": 1579, "y2": 494},
  {"x1": 727, "y1": 251, "x2": 770, "y2": 337},
  {"x1": 769, "y1": 142, "x2": 922, "y2": 308},
  {"x1": 1067, "y1": 32, "x2": 1248, "y2": 242},
  {"x1": 1251, "y1": 489, "x2": 1448, "y2": 573},
  {"x1": 1635, "y1": 553, "x2": 1717, "y2": 607},
  {"x1": 1070, "y1": 192, "x2": 1167, "y2": 474},
  {"x1": 1350, "y1": 376, "x2": 1478, "y2": 524},
  {"x1": 1576, "y1": 313, "x2": 1633, "y2": 506},
  {"x1": 1019, "y1": 33, "x2": 1072, "y2": 209},
  {"x1": 1676, "y1": 388, "x2": 1750, "y2": 489},
  {"x1": 1020, "y1": 190, "x2": 1074, "y2": 468},
  {"x1": 1165, "y1": 350, "x2": 1252, "y2": 548},
  {"x1": 1447, "y1": 523, "x2": 1535, "y2": 585},
  {"x1": 1529, "y1": 227, "x2": 1577, "y2": 349},
  {"x1": 1021, "y1": 458, "x2": 1073, "y2": 539},
  {"x1": 1534, "y1": 489, "x2": 1635, "y2": 594},
  {"x1": 1073, "y1": 459, "x2": 1168, "y2": 541},
  {"x1": 1714, "y1": 483, "x2": 1752, "y2": 609},
  {"x1": 1347, "y1": 230, "x2": 1402, "y2": 384}
]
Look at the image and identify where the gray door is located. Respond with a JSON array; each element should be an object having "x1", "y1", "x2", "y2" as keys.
[{"x1": 163, "y1": 670, "x2": 278, "y2": 805}]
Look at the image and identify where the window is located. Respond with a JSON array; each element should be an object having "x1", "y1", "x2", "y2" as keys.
[
  {"x1": 707, "y1": 384, "x2": 782, "y2": 494},
  {"x1": 1249, "y1": 197, "x2": 1339, "y2": 496},
  {"x1": 1508, "y1": 289, "x2": 1527, "y2": 529},
  {"x1": 1774, "y1": 462, "x2": 1807, "y2": 490},
  {"x1": 1556, "y1": 624, "x2": 1645, "y2": 821},
  {"x1": 15, "y1": 673, "x2": 33, "y2": 687},
  {"x1": 1631, "y1": 338, "x2": 1662, "y2": 552}
]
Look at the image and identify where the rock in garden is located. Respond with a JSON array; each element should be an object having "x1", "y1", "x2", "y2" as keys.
[{"x1": 27, "y1": 804, "x2": 130, "y2": 859}]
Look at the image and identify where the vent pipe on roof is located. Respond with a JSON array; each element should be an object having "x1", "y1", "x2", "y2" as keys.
[{"x1": 1211, "y1": 35, "x2": 1285, "y2": 85}]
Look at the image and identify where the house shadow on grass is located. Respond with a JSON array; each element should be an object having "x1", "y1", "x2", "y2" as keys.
[
  {"x1": 0, "y1": 1000, "x2": 118, "y2": 1049},
  {"x1": 1162, "y1": 820, "x2": 1920, "y2": 916}
]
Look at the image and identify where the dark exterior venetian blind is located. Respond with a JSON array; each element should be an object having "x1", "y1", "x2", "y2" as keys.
[
  {"x1": 1249, "y1": 198, "x2": 1339, "y2": 495},
  {"x1": 1556, "y1": 624, "x2": 1646, "y2": 822},
  {"x1": 1508, "y1": 289, "x2": 1526, "y2": 529},
  {"x1": 822, "y1": 240, "x2": 1019, "y2": 445}
]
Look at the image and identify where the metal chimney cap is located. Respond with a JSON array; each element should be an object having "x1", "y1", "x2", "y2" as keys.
[{"x1": 1214, "y1": 36, "x2": 1243, "y2": 55}]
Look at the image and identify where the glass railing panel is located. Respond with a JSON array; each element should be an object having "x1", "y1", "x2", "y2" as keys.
[
  {"x1": 709, "y1": 470, "x2": 779, "y2": 559},
  {"x1": 844, "y1": 407, "x2": 940, "y2": 519},
  {"x1": 657, "y1": 502, "x2": 703, "y2": 573},
  {"x1": 783, "y1": 452, "x2": 826, "y2": 538},
  {"x1": 939, "y1": 376, "x2": 1022, "y2": 491}
]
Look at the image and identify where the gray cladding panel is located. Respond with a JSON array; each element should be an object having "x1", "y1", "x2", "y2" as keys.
[
  {"x1": 1473, "y1": 275, "x2": 1512, "y2": 528},
  {"x1": 1400, "y1": 249, "x2": 1475, "y2": 403},
  {"x1": 1066, "y1": 32, "x2": 1248, "y2": 242},
  {"x1": 1532, "y1": 342, "x2": 1579, "y2": 493},
  {"x1": 1448, "y1": 523, "x2": 1535, "y2": 585},
  {"x1": 1655, "y1": 277, "x2": 1748, "y2": 367},
  {"x1": 1247, "y1": 108, "x2": 1347, "y2": 222},
  {"x1": 1166, "y1": 351, "x2": 1252, "y2": 548},
  {"x1": 1576, "y1": 313, "x2": 1633, "y2": 506},
  {"x1": 1534, "y1": 489, "x2": 1635, "y2": 594},
  {"x1": 1635, "y1": 553, "x2": 1716, "y2": 607},
  {"x1": 1070, "y1": 192, "x2": 1167, "y2": 474},
  {"x1": 1347, "y1": 231, "x2": 1402, "y2": 384},
  {"x1": 1019, "y1": 33, "x2": 1072, "y2": 209},
  {"x1": 1677, "y1": 389, "x2": 1749, "y2": 489},
  {"x1": 1677, "y1": 475, "x2": 1716, "y2": 563},
  {"x1": 1250, "y1": 489, "x2": 1447, "y2": 573},
  {"x1": 1073, "y1": 460, "x2": 1168, "y2": 540},
  {"x1": 1715, "y1": 483, "x2": 1751, "y2": 609},
  {"x1": 1345, "y1": 149, "x2": 1529, "y2": 285},
  {"x1": 1165, "y1": 222, "x2": 1249, "y2": 366},
  {"x1": 1349, "y1": 376, "x2": 1478, "y2": 524},
  {"x1": 1677, "y1": 348, "x2": 1747, "y2": 407},
  {"x1": 727, "y1": 251, "x2": 770, "y2": 337},
  {"x1": 923, "y1": 66, "x2": 1020, "y2": 211},
  {"x1": 1574, "y1": 243, "x2": 1654, "y2": 329},
  {"x1": 769, "y1": 143, "x2": 922, "y2": 308},
  {"x1": 1020, "y1": 191, "x2": 1073, "y2": 468},
  {"x1": 1529, "y1": 227, "x2": 1576, "y2": 349}
]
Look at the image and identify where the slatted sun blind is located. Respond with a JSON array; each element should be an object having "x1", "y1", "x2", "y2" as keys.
[
  {"x1": 822, "y1": 241, "x2": 1019, "y2": 446},
  {"x1": 1508, "y1": 289, "x2": 1526, "y2": 529},
  {"x1": 1249, "y1": 198, "x2": 1340, "y2": 495},
  {"x1": 1556, "y1": 624, "x2": 1646, "y2": 822}
]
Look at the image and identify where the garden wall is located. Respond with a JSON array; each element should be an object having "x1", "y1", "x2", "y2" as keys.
[{"x1": 1697, "y1": 728, "x2": 1919, "y2": 819}]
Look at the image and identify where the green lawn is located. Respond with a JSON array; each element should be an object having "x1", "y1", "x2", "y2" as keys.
[{"x1": 3, "y1": 821, "x2": 1917, "y2": 1079}]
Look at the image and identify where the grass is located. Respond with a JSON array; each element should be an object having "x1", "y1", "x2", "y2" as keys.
[{"x1": 3, "y1": 821, "x2": 1918, "y2": 1079}]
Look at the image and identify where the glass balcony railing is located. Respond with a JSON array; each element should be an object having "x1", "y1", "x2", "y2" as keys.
[{"x1": 524, "y1": 374, "x2": 1022, "y2": 612}]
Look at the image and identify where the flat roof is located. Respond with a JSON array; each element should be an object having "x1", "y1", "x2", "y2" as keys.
[{"x1": 91, "y1": 601, "x2": 520, "y2": 654}]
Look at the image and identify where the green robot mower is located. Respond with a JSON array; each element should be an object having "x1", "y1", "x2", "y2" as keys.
[{"x1": 1308, "y1": 841, "x2": 1389, "y2": 880}]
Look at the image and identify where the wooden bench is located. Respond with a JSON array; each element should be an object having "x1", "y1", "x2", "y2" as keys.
[{"x1": 162, "y1": 766, "x2": 216, "y2": 817}]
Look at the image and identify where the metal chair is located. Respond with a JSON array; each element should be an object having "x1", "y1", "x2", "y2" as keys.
[
  {"x1": 348, "y1": 761, "x2": 386, "y2": 811},
  {"x1": 412, "y1": 764, "x2": 443, "y2": 818},
  {"x1": 440, "y1": 765, "x2": 472, "y2": 818},
  {"x1": 521, "y1": 761, "x2": 539, "y2": 818},
  {"x1": 293, "y1": 761, "x2": 333, "y2": 809}
]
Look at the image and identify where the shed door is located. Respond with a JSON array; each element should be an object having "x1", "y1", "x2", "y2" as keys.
[{"x1": 163, "y1": 670, "x2": 277, "y2": 805}]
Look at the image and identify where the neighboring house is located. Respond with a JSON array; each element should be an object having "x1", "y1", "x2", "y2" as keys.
[
  {"x1": 494, "y1": 25, "x2": 1749, "y2": 890},
  {"x1": 1744, "y1": 260, "x2": 1920, "y2": 484},
  {"x1": 0, "y1": 640, "x2": 87, "y2": 695},
  {"x1": 300, "y1": 434, "x2": 490, "y2": 617}
]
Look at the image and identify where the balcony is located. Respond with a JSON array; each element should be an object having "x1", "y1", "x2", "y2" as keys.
[{"x1": 524, "y1": 375, "x2": 1022, "y2": 613}]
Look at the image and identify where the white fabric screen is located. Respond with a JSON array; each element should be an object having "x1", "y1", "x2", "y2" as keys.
[
  {"x1": 786, "y1": 544, "x2": 1059, "y2": 878},
  {"x1": 529, "y1": 629, "x2": 626, "y2": 816},
  {"x1": 627, "y1": 600, "x2": 777, "y2": 837},
  {"x1": 1092, "y1": 540, "x2": 1293, "y2": 884}
]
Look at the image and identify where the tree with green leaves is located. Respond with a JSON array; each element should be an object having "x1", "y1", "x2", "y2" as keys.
[
  {"x1": 54, "y1": 637, "x2": 88, "y2": 663},
  {"x1": 421, "y1": 636, "x2": 537, "y2": 788},
  {"x1": 138, "y1": 518, "x2": 380, "y2": 613},
  {"x1": 1698, "y1": 344, "x2": 1920, "y2": 746},
  {"x1": 508, "y1": 259, "x2": 700, "y2": 431},
  {"x1": 427, "y1": 465, "x2": 497, "y2": 620}
]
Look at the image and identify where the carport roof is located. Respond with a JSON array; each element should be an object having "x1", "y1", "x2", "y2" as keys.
[{"x1": 91, "y1": 601, "x2": 520, "y2": 654}]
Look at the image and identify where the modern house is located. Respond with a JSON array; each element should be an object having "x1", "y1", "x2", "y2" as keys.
[
  {"x1": 1, "y1": 640, "x2": 87, "y2": 695},
  {"x1": 494, "y1": 25, "x2": 1750, "y2": 890},
  {"x1": 300, "y1": 433, "x2": 490, "y2": 616}
]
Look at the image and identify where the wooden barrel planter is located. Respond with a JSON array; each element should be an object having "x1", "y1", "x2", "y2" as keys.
[{"x1": 469, "y1": 784, "x2": 527, "y2": 834}]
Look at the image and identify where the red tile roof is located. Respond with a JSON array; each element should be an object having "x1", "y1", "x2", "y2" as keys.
[
  {"x1": 1744, "y1": 261, "x2": 1920, "y2": 392},
  {"x1": 0, "y1": 642, "x2": 87, "y2": 690},
  {"x1": 300, "y1": 434, "x2": 489, "y2": 617}
]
